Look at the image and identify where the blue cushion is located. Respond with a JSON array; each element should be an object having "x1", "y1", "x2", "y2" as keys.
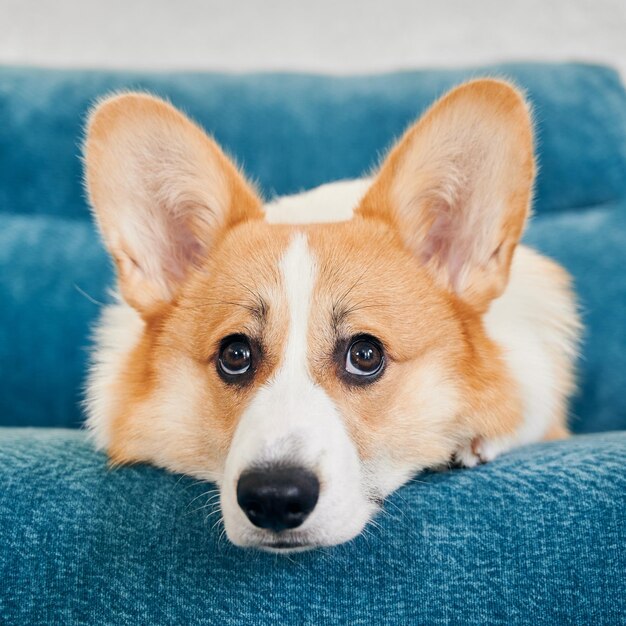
[
  {"x1": 1, "y1": 428, "x2": 623, "y2": 624},
  {"x1": 525, "y1": 204, "x2": 626, "y2": 433},
  {"x1": 0, "y1": 214, "x2": 111, "y2": 427},
  {"x1": 1, "y1": 63, "x2": 625, "y2": 220}
]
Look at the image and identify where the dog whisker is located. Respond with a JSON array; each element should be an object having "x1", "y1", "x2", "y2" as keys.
[
  {"x1": 185, "y1": 488, "x2": 220, "y2": 511},
  {"x1": 74, "y1": 283, "x2": 107, "y2": 306}
]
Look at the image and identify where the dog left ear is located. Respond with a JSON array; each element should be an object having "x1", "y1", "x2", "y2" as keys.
[
  {"x1": 84, "y1": 93, "x2": 263, "y2": 317},
  {"x1": 357, "y1": 79, "x2": 535, "y2": 312}
]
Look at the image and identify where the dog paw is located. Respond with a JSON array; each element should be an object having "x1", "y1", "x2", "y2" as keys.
[{"x1": 454, "y1": 436, "x2": 514, "y2": 468}]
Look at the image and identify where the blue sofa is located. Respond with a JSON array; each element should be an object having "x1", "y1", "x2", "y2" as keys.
[{"x1": 0, "y1": 63, "x2": 625, "y2": 624}]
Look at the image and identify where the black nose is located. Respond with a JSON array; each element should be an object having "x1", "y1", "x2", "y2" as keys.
[{"x1": 236, "y1": 466, "x2": 320, "y2": 532}]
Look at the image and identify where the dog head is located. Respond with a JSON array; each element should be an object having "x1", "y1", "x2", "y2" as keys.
[{"x1": 84, "y1": 80, "x2": 534, "y2": 551}]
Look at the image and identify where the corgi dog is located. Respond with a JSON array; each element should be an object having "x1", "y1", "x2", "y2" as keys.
[{"x1": 84, "y1": 79, "x2": 580, "y2": 552}]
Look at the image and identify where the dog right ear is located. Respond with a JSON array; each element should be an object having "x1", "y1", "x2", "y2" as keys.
[
  {"x1": 84, "y1": 93, "x2": 263, "y2": 317},
  {"x1": 356, "y1": 79, "x2": 534, "y2": 313}
]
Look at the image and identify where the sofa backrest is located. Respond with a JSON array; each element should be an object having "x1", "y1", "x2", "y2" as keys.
[
  {"x1": 2, "y1": 63, "x2": 626, "y2": 220},
  {"x1": 1, "y1": 63, "x2": 625, "y2": 431}
]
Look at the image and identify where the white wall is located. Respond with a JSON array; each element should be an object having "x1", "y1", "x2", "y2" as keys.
[{"x1": 1, "y1": 0, "x2": 625, "y2": 78}]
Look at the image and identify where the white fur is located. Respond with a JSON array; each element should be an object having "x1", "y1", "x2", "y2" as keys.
[
  {"x1": 265, "y1": 178, "x2": 370, "y2": 224},
  {"x1": 220, "y1": 233, "x2": 375, "y2": 548},
  {"x1": 84, "y1": 292, "x2": 144, "y2": 448},
  {"x1": 487, "y1": 247, "x2": 578, "y2": 440}
]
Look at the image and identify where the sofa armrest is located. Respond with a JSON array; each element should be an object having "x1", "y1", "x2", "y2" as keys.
[{"x1": 1, "y1": 428, "x2": 624, "y2": 624}]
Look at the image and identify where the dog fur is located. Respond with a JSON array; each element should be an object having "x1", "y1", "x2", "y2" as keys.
[{"x1": 83, "y1": 80, "x2": 581, "y2": 551}]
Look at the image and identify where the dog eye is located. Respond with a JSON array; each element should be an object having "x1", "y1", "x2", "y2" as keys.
[
  {"x1": 345, "y1": 335, "x2": 385, "y2": 379},
  {"x1": 218, "y1": 335, "x2": 252, "y2": 379}
]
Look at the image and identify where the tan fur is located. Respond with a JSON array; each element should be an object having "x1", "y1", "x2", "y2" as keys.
[
  {"x1": 107, "y1": 222, "x2": 293, "y2": 471},
  {"x1": 104, "y1": 211, "x2": 524, "y2": 475},
  {"x1": 305, "y1": 220, "x2": 521, "y2": 468}
]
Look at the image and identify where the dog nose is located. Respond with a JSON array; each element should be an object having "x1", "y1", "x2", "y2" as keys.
[{"x1": 236, "y1": 466, "x2": 320, "y2": 532}]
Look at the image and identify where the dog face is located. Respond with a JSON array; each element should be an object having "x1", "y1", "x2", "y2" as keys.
[{"x1": 85, "y1": 80, "x2": 534, "y2": 550}]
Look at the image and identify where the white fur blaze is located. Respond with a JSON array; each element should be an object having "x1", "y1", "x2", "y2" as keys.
[{"x1": 220, "y1": 233, "x2": 375, "y2": 547}]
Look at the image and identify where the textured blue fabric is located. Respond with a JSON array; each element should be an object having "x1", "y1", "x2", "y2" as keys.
[{"x1": 0, "y1": 428, "x2": 624, "y2": 625}]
